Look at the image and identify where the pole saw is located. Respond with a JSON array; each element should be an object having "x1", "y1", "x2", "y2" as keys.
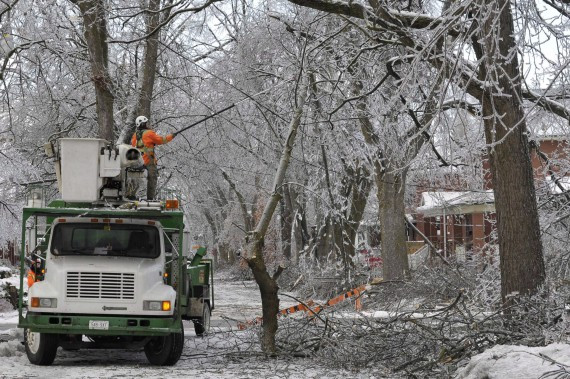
[
  {"x1": 172, "y1": 103, "x2": 236, "y2": 137},
  {"x1": 171, "y1": 81, "x2": 289, "y2": 137}
]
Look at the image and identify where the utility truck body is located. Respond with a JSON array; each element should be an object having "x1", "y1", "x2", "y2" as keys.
[{"x1": 18, "y1": 138, "x2": 213, "y2": 366}]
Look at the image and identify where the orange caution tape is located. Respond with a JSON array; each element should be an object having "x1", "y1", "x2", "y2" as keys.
[
  {"x1": 279, "y1": 300, "x2": 315, "y2": 316},
  {"x1": 237, "y1": 300, "x2": 316, "y2": 330},
  {"x1": 237, "y1": 285, "x2": 367, "y2": 330},
  {"x1": 237, "y1": 316, "x2": 263, "y2": 330},
  {"x1": 307, "y1": 285, "x2": 367, "y2": 315}
]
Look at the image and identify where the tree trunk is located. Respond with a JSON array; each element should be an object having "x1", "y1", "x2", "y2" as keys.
[
  {"x1": 280, "y1": 184, "x2": 293, "y2": 260},
  {"x1": 377, "y1": 168, "x2": 410, "y2": 280},
  {"x1": 315, "y1": 218, "x2": 333, "y2": 263},
  {"x1": 354, "y1": 85, "x2": 410, "y2": 280},
  {"x1": 73, "y1": 0, "x2": 114, "y2": 141},
  {"x1": 290, "y1": 185, "x2": 308, "y2": 265},
  {"x1": 120, "y1": 0, "x2": 170, "y2": 143},
  {"x1": 345, "y1": 164, "x2": 372, "y2": 262},
  {"x1": 222, "y1": 170, "x2": 254, "y2": 232},
  {"x1": 293, "y1": 208, "x2": 309, "y2": 264},
  {"x1": 477, "y1": 0, "x2": 545, "y2": 302},
  {"x1": 0, "y1": 10, "x2": 14, "y2": 57},
  {"x1": 308, "y1": 163, "x2": 371, "y2": 273},
  {"x1": 137, "y1": 0, "x2": 161, "y2": 118},
  {"x1": 332, "y1": 217, "x2": 344, "y2": 264},
  {"x1": 332, "y1": 163, "x2": 372, "y2": 275},
  {"x1": 227, "y1": 243, "x2": 236, "y2": 265},
  {"x1": 203, "y1": 209, "x2": 220, "y2": 266},
  {"x1": 247, "y1": 241, "x2": 280, "y2": 354},
  {"x1": 245, "y1": 88, "x2": 307, "y2": 354}
]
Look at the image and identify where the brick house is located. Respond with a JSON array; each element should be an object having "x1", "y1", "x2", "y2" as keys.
[{"x1": 410, "y1": 137, "x2": 569, "y2": 259}]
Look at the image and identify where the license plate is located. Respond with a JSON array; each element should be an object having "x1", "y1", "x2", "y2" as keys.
[{"x1": 89, "y1": 320, "x2": 109, "y2": 330}]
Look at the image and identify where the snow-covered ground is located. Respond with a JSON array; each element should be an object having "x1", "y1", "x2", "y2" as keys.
[
  {"x1": 0, "y1": 328, "x2": 385, "y2": 378},
  {"x1": 0, "y1": 269, "x2": 384, "y2": 378},
  {"x1": 1, "y1": 265, "x2": 569, "y2": 378},
  {"x1": 456, "y1": 343, "x2": 570, "y2": 379}
]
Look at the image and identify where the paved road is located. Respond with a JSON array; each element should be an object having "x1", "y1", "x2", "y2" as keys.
[{"x1": 0, "y1": 276, "x2": 296, "y2": 333}]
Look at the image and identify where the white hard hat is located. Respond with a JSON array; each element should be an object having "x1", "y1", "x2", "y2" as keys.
[{"x1": 135, "y1": 115, "x2": 148, "y2": 128}]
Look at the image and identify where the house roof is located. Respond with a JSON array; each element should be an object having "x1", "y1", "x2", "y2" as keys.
[
  {"x1": 546, "y1": 176, "x2": 570, "y2": 194},
  {"x1": 533, "y1": 134, "x2": 569, "y2": 142},
  {"x1": 417, "y1": 191, "x2": 495, "y2": 217}
]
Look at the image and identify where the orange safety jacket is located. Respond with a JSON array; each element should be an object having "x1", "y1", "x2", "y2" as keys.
[
  {"x1": 27, "y1": 269, "x2": 36, "y2": 288},
  {"x1": 131, "y1": 129, "x2": 174, "y2": 166}
]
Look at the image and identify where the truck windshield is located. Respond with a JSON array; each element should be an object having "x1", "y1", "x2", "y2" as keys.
[{"x1": 50, "y1": 223, "x2": 160, "y2": 259}]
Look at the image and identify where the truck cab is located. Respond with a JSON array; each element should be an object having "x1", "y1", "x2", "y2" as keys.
[{"x1": 30, "y1": 217, "x2": 175, "y2": 317}]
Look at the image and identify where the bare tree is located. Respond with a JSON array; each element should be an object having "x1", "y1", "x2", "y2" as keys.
[
  {"x1": 119, "y1": 0, "x2": 174, "y2": 144},
  {"x1": 285, "y1": 0, "x2": 551, "y2": 301},
  {"x1": 472, "y1": 0, "x2": 545, "y2": 302},
  {"x1": 70, "y1": 0, "x2": 114, "y2": 141},
  {"x1": 245, "y1": 83, "x2": 308, "y2": 354}
]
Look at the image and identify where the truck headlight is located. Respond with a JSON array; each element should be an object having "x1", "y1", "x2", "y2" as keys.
[
  {"x1": 143, "y1": 300, "x2": 171, "y2": 311},
  {"x1": 31, "y1": 297, "x2": 57, "y2": 308}
]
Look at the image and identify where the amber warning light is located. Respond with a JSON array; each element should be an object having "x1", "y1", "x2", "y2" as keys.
[{"x1": 165, "y1": 199, "x2": 179, "y2": 210}]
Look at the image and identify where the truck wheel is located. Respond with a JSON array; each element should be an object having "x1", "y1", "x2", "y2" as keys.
[
  {"x1": 194, "y1": 302, "x2": 211, "y2": 336},
  {"x1": 25, "y1": 329, "x2": 58, "y2": 366},
  {"x1": 144, "y1": 323, "x2": 184, "y2": 366}
]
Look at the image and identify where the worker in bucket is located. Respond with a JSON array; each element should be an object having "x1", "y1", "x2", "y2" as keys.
[{"x1": 131, "y1": 115, "x2": 175, "y2": 200}]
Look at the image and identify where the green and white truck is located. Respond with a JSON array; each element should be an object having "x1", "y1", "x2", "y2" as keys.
[{"x1": 18, "y1": 138, "x2": 213, "y2": 366}]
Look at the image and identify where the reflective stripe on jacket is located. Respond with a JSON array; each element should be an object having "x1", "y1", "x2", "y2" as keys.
[{"x1": 131, "y1": 129, "x2": 173, "y2": 165}]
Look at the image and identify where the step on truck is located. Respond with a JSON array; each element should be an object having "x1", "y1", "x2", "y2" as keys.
[{"x1": 18, "y1": 138, "x2": 214, "y2": 366}]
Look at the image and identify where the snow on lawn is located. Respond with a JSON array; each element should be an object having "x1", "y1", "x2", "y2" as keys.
[
  {"x1": 0, "y1": 264, "x2": 21, "y2": 324},
  {"x1": 456, "y1": 343, "x2": 570, "y2": 379},
  {"x1": 0, "y1": 264, "x2": 21, "y2": 289}
]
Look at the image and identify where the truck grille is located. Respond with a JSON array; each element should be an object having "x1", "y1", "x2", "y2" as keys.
[{"x1": 66, "y1": 272, "x2": 135, "y2": 300}]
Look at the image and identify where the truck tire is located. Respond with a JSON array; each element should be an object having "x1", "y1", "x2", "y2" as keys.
[
  {"x1": 24, "y1": 329, "x2": 58, "y2": 366},
  {"x1": 194, "y1": 302, "x2": 211, "y2": 337},
  {"x1": 144, "y1": 323, "x2": 184, "y2": 366}
]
